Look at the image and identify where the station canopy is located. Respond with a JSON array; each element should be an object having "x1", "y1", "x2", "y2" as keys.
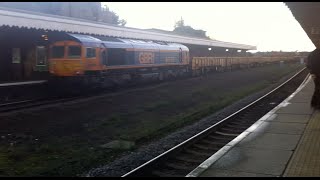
[
  {"x1": 285, "y1": 2, "x2": 320, "y2": 48},
  {"x1": 0, "y1": 7, "x2": 256, "y2": 51}
]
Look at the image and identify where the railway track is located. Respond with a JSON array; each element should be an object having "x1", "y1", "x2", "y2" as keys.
[
  {"x1": 121, "y1": 67, "x2": 309, "y2": 177},
  {"x1": 0, "y1": 82, "x2": 172, "y2": 114},
  {"x1": 0, "y1": 81, "x2": 152, "y2": 113},
  {"x1": 0, "y1": 96, "x2": 82, "y2": 113},
  {"x1": 0, "y1": 82, "x2": 117, "y2": 113},
  {"x1": 0, "y1": 63, "x2": 303, "y2": 114}
]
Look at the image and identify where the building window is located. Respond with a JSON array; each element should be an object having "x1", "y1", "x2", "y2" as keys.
[
  {"x1": 68, "y1": 46, "x2": 81, "y2": 59},
  {"x1": 12, "y1": 48, "x2": 21, "y2": 63},
  {"x1": 36, "y1": 46, "x2": 47, "y2": 66},
  {"x1": 86, "y1": 48, "x2": 96, "y2": 58}
]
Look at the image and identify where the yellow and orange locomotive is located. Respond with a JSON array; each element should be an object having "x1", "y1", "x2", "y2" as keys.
[{"x1": 49, "y1": 33, "x2": 190, "y2": 86}]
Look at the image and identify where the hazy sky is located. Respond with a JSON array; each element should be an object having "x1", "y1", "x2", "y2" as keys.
[{"x1": 102, "y1": 2, "x2": 315, "y2": 52}]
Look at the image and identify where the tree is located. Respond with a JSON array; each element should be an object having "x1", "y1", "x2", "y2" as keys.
[
  {"x1": 98, "y1": 5, "x2": 127, "y2": 26},
  {"x1": 173, "y1": 17, "x2": 211, "y2": 40},
  {"x1": 0, "y1": 2, "x2": 127, "y2": 26},
  {"x1": 118, "y1": 19, "x2": 127, "y2": 26}
]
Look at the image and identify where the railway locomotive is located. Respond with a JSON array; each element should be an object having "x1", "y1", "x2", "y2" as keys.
[
  {"x1": 48, "y1": 33, "x2": 302, "y2": 88},
  {"x1": 49, "y1": 33, "x2": 189, "y2": 87}
]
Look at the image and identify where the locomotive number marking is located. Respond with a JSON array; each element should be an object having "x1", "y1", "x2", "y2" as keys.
[{"x1": 139, "y1": 52, "x2": 155, "y2": 64}]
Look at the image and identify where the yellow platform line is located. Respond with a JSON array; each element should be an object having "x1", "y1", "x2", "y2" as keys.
[{"x1": 283, "y1": 109, "x2": 320, "y2": 176}]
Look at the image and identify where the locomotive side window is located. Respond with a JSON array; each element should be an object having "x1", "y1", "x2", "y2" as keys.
[
  {"x1": 86, "y1": 48, "x2": 96, "y2": 58},
  {"x1": 107, "y1": 48, "x2": 126, "y2": 65},
  {"x1": 51, "y1": 46, "x2": 64, "y2": 58},
  {"x1": 68, "y1": 46, "x2": 81, "y2": 59}
]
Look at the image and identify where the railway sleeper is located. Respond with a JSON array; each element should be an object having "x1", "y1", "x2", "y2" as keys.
[
  {"x1": 225, "y1": 120, "x2": 247, "y2": 125},
  {"x1": 244, "y1": 112, "x2": 264, "y2": 116},
  {"x1": 204, "y1": 137, "x2": 233, "y2": 144},
  {"x1": 238, "y1": 116, "x2": 260, "y2": 121},
  {"x1": 207, "y1": 133, "x2": 234, "y2": 140},
  {"x1": 234, "y1": 114, "x2": 246, "y2": 119},
  {"x1": 215, "y1": 130, "x2": 240, "y2": 136},
  {"x1": 230, "y1": 118, "x2": 251, "y2": 123},
  {"x1": 223, "y1": 123, "x2": 250, "y2": 130},
  {"x1": 234, "y1": 118, "x2": 261, "y2": 124},
  {"x1": 193, "y1": 143, "x2": 222, "y2": 151},
  {"x1": 225, "y1": 123, "x2": 251, "y2": 129},
  {"x1": 219, "y1": 129, "x2": 246, "y2": 135},
  {"x1": 187, "y1": 145, "x2": 216, "y2": 154},
  {"x1": 180, "y1": 149, "x2": 212, "y2": 159},
  {"x1": 230, "y1": 116, "x2": 257, "y2": 122},
  {"x1": 201, "y1": 139, "x2": 230, "y2": 146},
  {"x1": 184, "y1": 148, "x2": 213, "y2": 157},
  {"x1": 168, "y1": 157, "x2": 201, "y2": 167},
  {"x1": 152, "y1": 169, "x2": 186, "y2": 177},
  {"x1": 236, "y1": 113, "x2": 257, "y2": 119},
  {"x1": 164, "y1": 161, "x2": 197, "y2": 171},
  {"x1": 218, "y1": 127, "x2": 245, "y2": 134},
  {"x1": 174, "y1": 154, "x2": 206, "y2": 164},
  {"x1": 229, "y1": 124, "x2": 253, "y2": 131}
]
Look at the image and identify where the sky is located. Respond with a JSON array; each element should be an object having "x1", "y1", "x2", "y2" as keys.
[{"x1": 101, "y1": 2, "x2": 315, "y2": 52}]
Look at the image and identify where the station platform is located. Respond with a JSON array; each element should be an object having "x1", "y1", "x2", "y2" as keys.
[{"x1": 187, "y1": 74, "x2": 320, "y2": 177}]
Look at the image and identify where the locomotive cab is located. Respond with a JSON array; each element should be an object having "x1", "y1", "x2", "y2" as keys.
[
  {"x1": 49, "y1": 41, "x2": 84, "y2": 76},
  {"x1": 49, "y1": 34, "x2": 103, "y2": 77},
  {"x1": 49, "y1": 33, "x2": 106, "y2": 77}
]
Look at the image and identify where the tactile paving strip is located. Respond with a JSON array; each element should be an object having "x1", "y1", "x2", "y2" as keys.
[{"x1": 283, "y1": 110, "x2": 320, "y2": 177}]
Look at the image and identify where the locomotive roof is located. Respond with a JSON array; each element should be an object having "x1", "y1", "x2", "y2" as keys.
[
  {"x1": 67, "y1": 33, "x2": 189, "y2": 51},
  {"x1": 67, "y1": 33, "x2": 102, "y2": 47}
]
